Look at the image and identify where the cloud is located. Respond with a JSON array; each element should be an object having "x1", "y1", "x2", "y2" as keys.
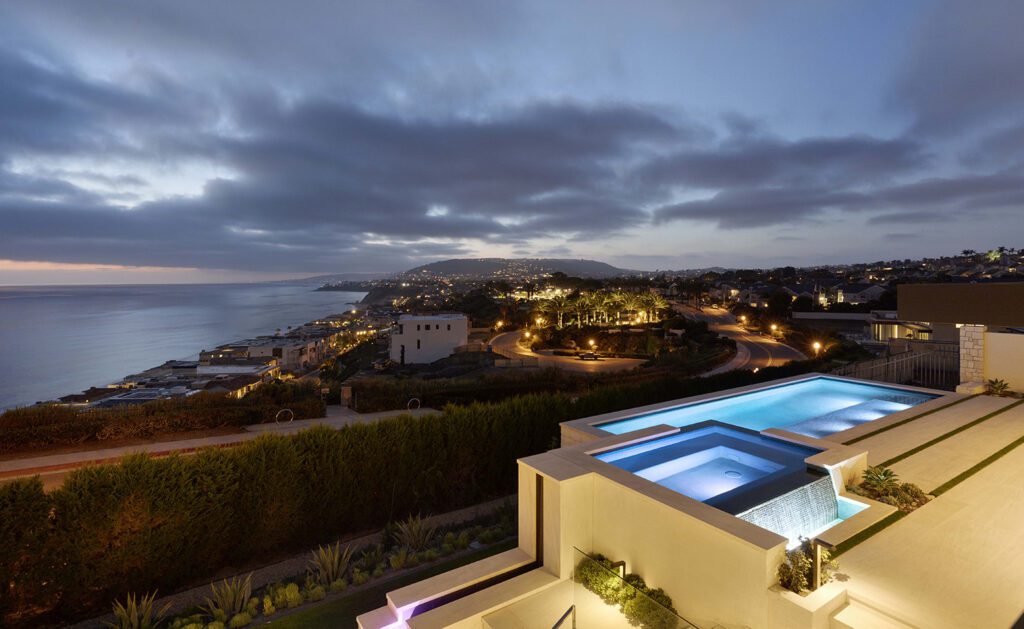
[{"x1": 891, "y1": 0, "x2": 1024, "y2": 136}]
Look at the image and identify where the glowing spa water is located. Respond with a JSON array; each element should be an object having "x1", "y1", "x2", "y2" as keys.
[
  {"x1": 595, "y1": 424, "x2": 867, "y2": 546},
  {"x1": 599, "y1": 376, "x2": 937, "y2": 437}
]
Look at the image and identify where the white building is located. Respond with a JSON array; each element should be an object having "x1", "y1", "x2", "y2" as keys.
[{"x1": 390, "y1": 314, "x2": 468, "y2": 364}]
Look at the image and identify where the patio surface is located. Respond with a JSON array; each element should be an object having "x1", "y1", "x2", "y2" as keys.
[
  {"x1": 850, "y1": 394, "x2": 1015, "y2": 466},
  {"x1": 840, "y1": 438, "x2": 1024, "y2": 629}
]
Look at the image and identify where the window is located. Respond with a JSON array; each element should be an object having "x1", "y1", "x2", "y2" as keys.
[
  {"x1": 447, "y1": 324, "x2": 451, "y2": 331},
  {"x1": 398, "y1": 324, "x2": 404, "y2": 334},
  {"x1": 417, "y1": 339, "x2": 421, "y2": 349},
  {"x1": 417, "y1": 324, "x2": 421, "y2": 331}
]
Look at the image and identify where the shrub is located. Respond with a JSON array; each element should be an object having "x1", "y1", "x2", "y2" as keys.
[
  {"x1": 329, "y1": 579, "x2": 347, "y2": 594},
  {"x1": 260, "y1": 596, "x2": 275, "y2": 617},
  {"x1": 107, "y1": 592, "x2": 170, "y2": 629},
  {"x1": 986, "y1": 378, "x2": 1010, "y2": 396},
  {"x1": 389, "y1": 547, "x2": 411, "y2": 570},
  {"x1": 226, "y1": 612, "x2": 251, "y2": 628},
  {"x1": 351, "y1": 570, "x2": 369, "y2": 586},
  {"x1": 307, "y1": 543, "x2": 354, "y2": 586},
  {"x1": 0, "y1": 383, "x2": 325, "y2": 454},
  {"x1": 283, "y1": 583, "x2": 303, "y2": 609},
  {"x1": 777, "y1": 539, "x2": 838, "y2": 594},
  {"x1": 860, "y1": 466, "x2": 899, "y2": 497},
  {"x1": 356, "y1": 544, "x2": 386, "y2": 572},
  {"x1": 394, "y1": 514, "x2": 437, "y2": 552},
  {"x1": 304, "y1": 585, "x2": 326, "y2": 603},
  {"x1": 202, "y1": 574, "x2": 252, "y2": 622}
]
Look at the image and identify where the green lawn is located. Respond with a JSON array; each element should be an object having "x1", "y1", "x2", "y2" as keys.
[{"x1": 264, "y1": 539, "x2": 517, "y2": 628}]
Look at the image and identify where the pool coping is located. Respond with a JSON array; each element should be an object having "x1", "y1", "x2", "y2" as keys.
[{"x1": 560, "y1": 372, "x2": 955, "y2": 444}]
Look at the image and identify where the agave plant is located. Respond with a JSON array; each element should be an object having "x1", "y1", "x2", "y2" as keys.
[
  {"x1": 987, "y1": 378, "x2": 1010, "y2": 396},
  {"x1": 394, "y1": 514, "x2": 438, "y2": 552},
  {"x1": 308, "y1": 542, "x2": 354, "y2": 586},
  {"x1": 203, "y1": 573, "x2": 253, "y2": 621},
  {"x1": 860, "y1": 465, "x2": 899, "y2": 497},
  {"x1": 107, "y1": 591, "x2": 170, "y2": 629}
]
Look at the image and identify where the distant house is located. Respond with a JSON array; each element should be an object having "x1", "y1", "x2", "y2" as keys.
[
  {"x1": 834, "y1": 283, "x2": 887, "y2": 304},
  {"x1": 199, "y1": 374, "x2": 263, "y2": 399},
  {"x1": 389, "y1": 313, "x2": 469, "y2": 364}
]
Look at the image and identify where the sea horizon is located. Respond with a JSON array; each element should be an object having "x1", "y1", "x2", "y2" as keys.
[{"x1": 0, "y1": 281, "x2": 366, "y2": 409}]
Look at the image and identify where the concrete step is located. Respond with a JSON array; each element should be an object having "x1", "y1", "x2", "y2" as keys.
[{"x1": 831, "y1": 600, "x2": 915, "y2": 629}]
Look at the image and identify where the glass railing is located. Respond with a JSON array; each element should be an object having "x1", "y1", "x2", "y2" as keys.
[{"x1": 572, "y1": 548, "x2": 699, "y2": 629}]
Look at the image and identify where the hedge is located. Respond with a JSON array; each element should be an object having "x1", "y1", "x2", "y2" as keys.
[
  {"x1": 0, "y1": 359, "x2": 820, "y2": 626},
  {"x1": 0, "y1": 382, "x2": 325, "y2": 454}
]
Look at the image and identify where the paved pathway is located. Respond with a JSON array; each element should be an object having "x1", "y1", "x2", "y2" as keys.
[
  {"x1": 489, "y1": 331, "x2": 645, "y2": 374},
  {"x1": 0, "y1": 406, "x2": 437, "y2": 488},
  {"x1": 840, "y1": 439, "x2": 1024, "y2": 629},
  {"x1": 852, "y1": 395, "x2": 1016, "y2": 467},
  {"x1": 891, "y1": 399, "x2": 1024, "y2": 492}
]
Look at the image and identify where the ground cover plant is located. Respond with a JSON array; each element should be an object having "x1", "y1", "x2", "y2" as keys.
[
  {"x1": 574, "y1": 553, "x2": 680, "y2": 628},
  {"x1": 107, "y1": 509, "x2": 516, "y2": 629},
  {"x1": 846, "y1": 465, "x2": 930, "y2": 512}
]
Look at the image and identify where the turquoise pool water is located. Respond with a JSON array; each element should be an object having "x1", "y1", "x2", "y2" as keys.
[{"x1": 599, "y1": 376, "x2": 938, "y2": 437}]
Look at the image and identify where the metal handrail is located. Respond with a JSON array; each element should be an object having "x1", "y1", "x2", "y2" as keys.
[{"x1": 552, "y1": 604, "x2": 575, "y2": 629}]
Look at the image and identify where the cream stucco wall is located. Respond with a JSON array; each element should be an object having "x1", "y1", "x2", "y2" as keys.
[{"x1": 984, "y1": 331, "x2": 1024, "y2": 392}]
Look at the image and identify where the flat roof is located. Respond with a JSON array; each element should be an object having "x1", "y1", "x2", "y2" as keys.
[
  {"x1": 898, "y1": 282, "x2": 1024, "y2": 326},
  {"x1": 398, "y1": 313, "x2": 467, "y2": 320}
]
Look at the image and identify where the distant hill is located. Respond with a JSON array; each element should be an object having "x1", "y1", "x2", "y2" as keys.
[{"x1": 401, "y1": 258, "x2": 632, "y2": 279}]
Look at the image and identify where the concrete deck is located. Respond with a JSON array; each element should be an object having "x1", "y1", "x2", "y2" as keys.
[
  {"x1": 840, "y1": 439, "x2": 1024, "y2": 629},
  {"x1": 891, "y1": 399, "x2": 1024, "y2": 492},
  {"x1": 849, "y1": 394, "x2": 1016, "y2": 466}
]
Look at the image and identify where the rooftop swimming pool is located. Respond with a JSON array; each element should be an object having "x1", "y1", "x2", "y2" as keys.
[
  {"x1": 598, "y1": 376, "x2": 938, "y2": 438},
  {"x1": 595, "y1": 423, "x2": 866, "y2": 546}
]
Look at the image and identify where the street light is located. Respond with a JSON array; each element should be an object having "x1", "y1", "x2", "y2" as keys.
[
  {"x1": 813, "y1": 341, "x2": 822, "y2": 356},
  {"x1": 588, "y1": 339, "x2": 595, "y2": 348},
  {"x1": 495, "y1": 320, "x2": 503, "y2": 329},
  {"x1": 536, "y1": 316, "x2": 543, "y2": 326},
  {"x1": 524, "y1": 331, "x2": 531, "y2": 339}
]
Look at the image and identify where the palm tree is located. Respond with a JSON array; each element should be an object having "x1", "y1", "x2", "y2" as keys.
[
  {"x1": 618, "y1": 292, "x2": 642, "y2": 324},
  {"x1": 541, "y1": 295, "x2": 571, "y2": 329},
  {"x1": 649, "y1": 293, "x2": 669, "y2": 322}
]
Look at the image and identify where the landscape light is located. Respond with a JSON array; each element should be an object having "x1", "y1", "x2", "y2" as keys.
[
  {"x1": 813, "y1": 341, "x2": 822, "y2": 355},
  {"x1": 524, "y1": 331, "x2": 531, "y2": 338}
]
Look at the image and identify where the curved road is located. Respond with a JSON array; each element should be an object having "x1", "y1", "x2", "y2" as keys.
[
  {"x1": 489, "y1": 331, "x2": 646, "y2": 374},
  {"x1": 675, "y1": 304, "x2": 806, "y2": 373}
]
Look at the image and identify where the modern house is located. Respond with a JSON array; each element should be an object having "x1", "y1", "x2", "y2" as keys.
[
  {"x1": 389, "y1": 313, "x2": 469, "y2": 364},
  {"x1": 358, "y1": 374, "x2": 954, "y2": 629},
  {"x1": 897, "y1": 282, "x2": 1024, "y2": 392}
]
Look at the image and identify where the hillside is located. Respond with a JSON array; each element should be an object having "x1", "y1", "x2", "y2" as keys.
[{"x1": 401, "y1": 258, "x2": 630, "y2": 279}]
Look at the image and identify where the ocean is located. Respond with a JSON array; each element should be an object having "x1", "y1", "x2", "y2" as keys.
[{"x1": 0, "y1": 282, "x2": 365, "y2": 409}]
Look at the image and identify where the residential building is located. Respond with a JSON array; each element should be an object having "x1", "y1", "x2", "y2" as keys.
[
  {"x1": 389, "y1": 313, "x2": 469, "y2": 364},
  {"x1": 898, "y1": 282, "x2": 1024, "y2": 392}
]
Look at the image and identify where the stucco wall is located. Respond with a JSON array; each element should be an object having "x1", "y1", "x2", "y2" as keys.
[
  {"x1": 984, "y1": 331, "x2": 1024, "y2": 392},
  {"x1": 587, "y1": 475, "x2": 783, "y2": 629}
]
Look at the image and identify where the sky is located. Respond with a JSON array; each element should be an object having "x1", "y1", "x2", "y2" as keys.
[{"x1": 1, "y1": 0, "x2": 1023, "y2": 285}]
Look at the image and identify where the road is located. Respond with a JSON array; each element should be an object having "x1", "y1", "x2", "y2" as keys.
[
  {"x1": 675, "y1": 304, "x2": 806, "y2": 374},
  {"x1": 489, "y1": 331, "x2": 646, "y2": 374}
]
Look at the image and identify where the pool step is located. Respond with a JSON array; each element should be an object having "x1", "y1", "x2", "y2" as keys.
[
  {"x1": 831, "y1": 599, "x2": 915, "y2": 629},
  {"x1": 786, "y1": 399, "x2": 913, "y2": 439}
]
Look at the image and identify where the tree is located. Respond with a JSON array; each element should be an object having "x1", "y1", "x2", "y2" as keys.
[{"x1": 540, "y1": 295, "x2": 571, "y2": 329}]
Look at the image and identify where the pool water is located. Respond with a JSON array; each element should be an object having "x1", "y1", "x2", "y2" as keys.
[
  {"x1": 595, "y1": 423, "x2": 867, "y2": 546},
  {"x1": 599, "y1": 376, "x2": 937, "y2": 437},
  {"x1": 596, "y1": 424, "x2": 825, "y2": 515}
]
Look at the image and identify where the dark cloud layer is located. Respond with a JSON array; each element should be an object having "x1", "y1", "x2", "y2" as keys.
[{"x1": 1, "y1": 0, "x2": 1023, "y2": 274}]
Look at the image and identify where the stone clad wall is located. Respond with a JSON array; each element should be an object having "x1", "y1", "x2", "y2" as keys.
[{"x1": 959, "y1": 324, "x2": 986, "y2": 384}]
